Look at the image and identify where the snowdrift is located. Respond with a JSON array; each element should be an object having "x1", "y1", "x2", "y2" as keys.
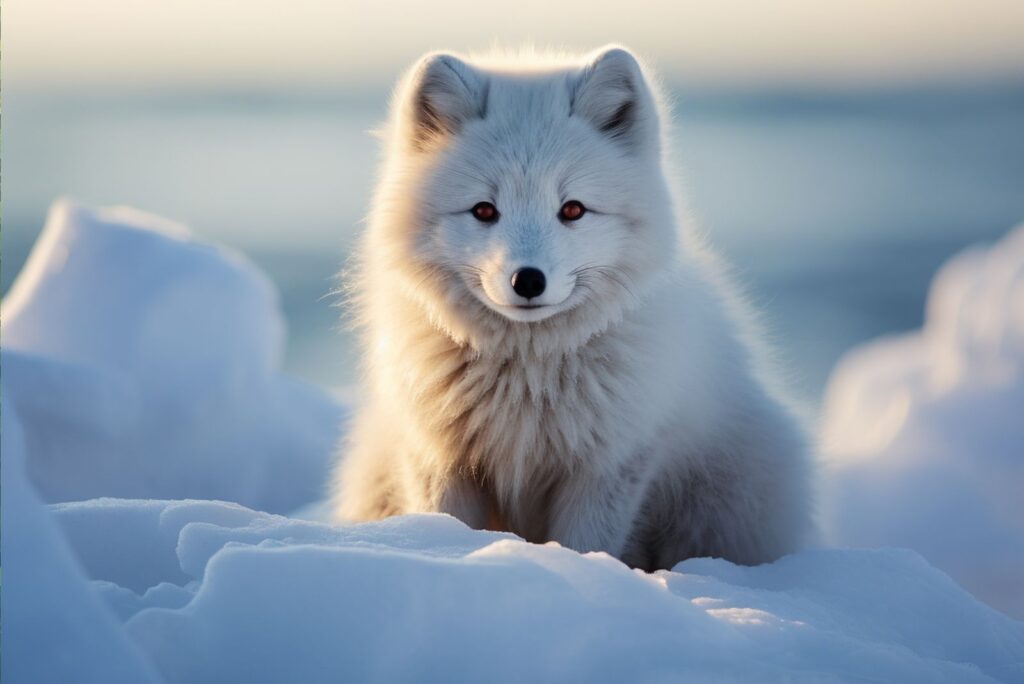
[
  {"x1": 821, "y1": 225, "x2": 1024, "y2": 619},
  {"x1": 2, "y1": 201, "x2": 1023, "y2": 682},
  {"x1": 2, "y1": 200, "x2": 345, "y2": 513}
]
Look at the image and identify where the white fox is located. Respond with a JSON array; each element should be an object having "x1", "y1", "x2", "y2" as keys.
[{"x1": 333, "y1": 46, "x2": 812, "y2": 569}]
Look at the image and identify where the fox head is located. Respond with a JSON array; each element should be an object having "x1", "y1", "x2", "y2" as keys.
[{"x1": 363, "y1": 47, "x2": 679, "y2": 349}]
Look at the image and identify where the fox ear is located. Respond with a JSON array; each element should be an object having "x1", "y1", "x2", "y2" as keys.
[
  {"x1": 570, "y1": 47, "x2": 655, "y2": 151},
  {"x1": 404, "y1": 52, "x2": 488, "y2": 150}
]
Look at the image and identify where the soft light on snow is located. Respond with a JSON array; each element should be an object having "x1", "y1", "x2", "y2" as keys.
[
  {"x1": 34, "y1": 496, "x2": 1024, "y2": 683},
  {"x1": 821, "y1": 225, "x2": 1024, "y2": 619},
  {"x1": 2, "y1": 201, "x2": 1023, "y2": 682}
]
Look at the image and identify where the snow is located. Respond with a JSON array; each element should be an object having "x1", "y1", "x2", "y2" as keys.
[
  {"x1": 3, "y1": 201, "x2": 1023, "y2": 682},
  {"x1": 821, "y1": 225, "x2": 1024, "y2": 620},
  {"x1": 28, "y1": 496, "x2": 1024, "y2": 683},
  {"x1": 1, "y1": 402, "x2": 160, "y2": 683},
  {"x1": 2, "y1": 199, "x2": 345, "y2": 513}
]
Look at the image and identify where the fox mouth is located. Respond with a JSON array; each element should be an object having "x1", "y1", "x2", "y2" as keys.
[
  {"x1": 491, "y1": 301, "x2": 563, "y2": 322},
  {"x1": 468, "y1": 284, "x2": 572, "y2": 322},
  {"x1": 458, "y1": 271, "x2": 579, "y2": 323},
  {"x1": 483, "y1": 290, "x2": 583, "y2": 322}
]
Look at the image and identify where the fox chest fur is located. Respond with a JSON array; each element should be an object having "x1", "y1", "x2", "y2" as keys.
[{"x1": 383, "y1": 311, "x2": 658, "y2": 540}]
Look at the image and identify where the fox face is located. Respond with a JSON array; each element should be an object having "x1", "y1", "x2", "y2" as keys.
[{"x1": 378, "y1": 47, "x2": 678, "y2": 331}]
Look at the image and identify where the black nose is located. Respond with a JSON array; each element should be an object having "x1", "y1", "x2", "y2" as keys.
[{"x1": 511, "y1": 267, "x2": 546, "y2": 300}]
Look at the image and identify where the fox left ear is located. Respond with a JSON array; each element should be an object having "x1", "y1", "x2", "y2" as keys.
[{"x1": 570, "y1": 47, "x2": 657, "y2": 152}]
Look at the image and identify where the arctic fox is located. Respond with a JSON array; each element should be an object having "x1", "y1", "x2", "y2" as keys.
[{"x1": 333, "y1": 46, "x2": 812, "y2": 569}]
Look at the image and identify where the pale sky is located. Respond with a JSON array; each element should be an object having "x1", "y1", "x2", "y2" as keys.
[{"x1": 5, "y1": 0, "x2": 1024, "y2": 90}]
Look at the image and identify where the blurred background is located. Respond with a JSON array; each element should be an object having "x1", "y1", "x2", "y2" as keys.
[{"x1": 4, "y1": 0, "x2": 1024, "y2": 408}]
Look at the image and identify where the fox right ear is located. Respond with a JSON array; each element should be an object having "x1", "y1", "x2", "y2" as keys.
[
  {"x1": 403, "y1": 53, "x2": 488, "y2": 151},
  {"x1": 570, "y1": 46, "x2": 656, "y2": 152}
]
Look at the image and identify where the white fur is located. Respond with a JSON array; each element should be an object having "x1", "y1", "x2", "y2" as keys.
[{"x1": 333, "y1": 46, "x2": 812, "y2": 569}]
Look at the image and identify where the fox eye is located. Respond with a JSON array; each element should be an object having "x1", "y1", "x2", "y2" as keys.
[
  {"x1": 471, "y1": 202, "x2": 499, "y2": 223},
  {"x1": 559, "y1": 200, "x2": 586, "y2": 222}
]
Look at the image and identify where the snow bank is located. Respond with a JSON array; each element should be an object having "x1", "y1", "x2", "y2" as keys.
[
  {"x1": 4, "y1": 201, "x2": 1023, "y2": 682},
  {"x1": 9, "y1": 437, "x2": 1024, "y2": 682},
  {"x1": 821, "y1": 225, "x2": 1024, "y2": 619},
  {"x1": 1, "y1": 200, "x2": 345, "y2": 513},
  {"x1": 1, "y1": 400, "x2": 160, "y2": 683},
  {"x1": 43, "y1": 497, "x2": 1023, "y2": 683}
]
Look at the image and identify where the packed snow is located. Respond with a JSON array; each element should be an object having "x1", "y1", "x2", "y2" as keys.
[
  {"x1": 821, "y1": 225, "x2": 1024, "y2": 620},
  {"x1": 2, "y1": 201, "x2": 1022, "y2": 682}
]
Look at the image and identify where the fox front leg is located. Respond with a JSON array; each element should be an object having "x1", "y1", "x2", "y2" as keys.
[
  {"x1": 547, "y1": 455, "x2": 655, "y2": 558},
  {"x1": 408, "y1": 467, "x2": 491, "y2": 530}
]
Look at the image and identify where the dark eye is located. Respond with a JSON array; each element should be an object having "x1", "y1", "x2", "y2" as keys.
[
  {"x1": 559, "y1": 200, "x2": 586, "y2": 222},
  {"x1": 471, "y1": 201, "x2": 499, "y2": 223}
]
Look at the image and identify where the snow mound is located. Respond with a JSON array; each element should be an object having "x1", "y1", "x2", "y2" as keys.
[
  {"x1": 40, "y1": 496, "x2": 1022, "y2": 683},
  {"x1": 1, "y1": 200, "x2": 345, "y2": 513},
  {"x1": 1, "y1": 402, "x2": 160, "y2": 683},
  {"x1": 821, "y1": 225, "x2": 1024, "y2": 618}
]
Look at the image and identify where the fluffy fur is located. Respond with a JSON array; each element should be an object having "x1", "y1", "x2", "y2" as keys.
[{"x1": 333, "y1": 46, "x2": 812, "y2": 569}]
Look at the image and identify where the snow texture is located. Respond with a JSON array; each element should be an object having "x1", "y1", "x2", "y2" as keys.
[
  {"x1": 1, "y1": 402, "x2": 160, "y2": 684},
  {"x1": 2, "y1": 199, "x2": 345, "y2": 513},
  {"x1": 54, "y1": 498, "x2": 1024, "y2": 683},
  {"x1": 821, "y1": 225, "x2": 1024, "y2": 620},
  {"x1": 2, "y1": 201, "x2": 1023, "y2": 682}
]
